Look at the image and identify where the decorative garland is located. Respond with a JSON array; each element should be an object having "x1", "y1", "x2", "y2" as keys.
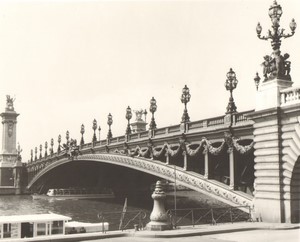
[
  {"x1": 232, "y1": 139, "x2": 254, "y2": 154},
  {"x1": 116, "y1": 136, "x2": 253, "y2": 159},
  {"x1": 166, "y1": 144, "x2": 181, "y2": 157},
  {"x1": 152, "y1": 145, "x2": 166, "y2": 158},
  {"x1": 206, "y1": 140, "x2": 226, "y2": 156}
]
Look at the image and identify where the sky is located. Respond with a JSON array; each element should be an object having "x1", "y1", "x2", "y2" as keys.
[{"x1": 0, "y1": 0, "x2": 299, "y2": 161}]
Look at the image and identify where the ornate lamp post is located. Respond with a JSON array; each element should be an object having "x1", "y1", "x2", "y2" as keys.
[
  {"x1": 35, "y1": 147, "x2": 37, "y2": 161},
  {"x1": 125, "y1": 106, "x2": 132, "y2": 135},
  {"x1": 107, "y1": 113, "x2": 113, "y2": 139},
  {"x1": 57, "y1": 134, "x2": 61, "y2": 153},
  {"x1": 149, "y1": 97, "x2": 157, "y2": 130},
  {"x1": 254, "y1": 72, "x2": 261, "y2": 91},
  {"x1": 225, "y1": 68, "x2": 238, "y2": 114},
  {"x1": 98, "y1": 126, "x2": 101, "y2": 141},
  {"x1": 80, "y1": 124, "x2": 85, "y2": 145},
  {"x1": 256, "y1": 1, "x2": 296, "y2": 81},
  {"x1": 44, "y1": 141, "x2": 48, "y2": 157},
  {"x1": 256, "y1": 1, "x2": 296, "y2": 51},
  {"x1": 30, "y1": 149, "x2": 33, "y2": 162},
  {"x1": 39, "y1": 144, "x2": 42, "y2": 159},
  {"x1": 92, "y1": 119, "x2": 97, "y2": 143},
  {"x1": 66, "y1": 131, "x2": 70, "y2": 146},
  {"x1": 181, "y1": 85, "x2": 191, "y2": 123},
  {"x1": 143, "y1": 109, "x2": 148, "y2": 123},
  {"x1": 50, "y1": 138, "x2": 54, "y2": 156}
]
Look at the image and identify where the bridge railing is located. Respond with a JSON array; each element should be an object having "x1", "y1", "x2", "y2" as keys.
[
  {"x1": 97, "y1": 210, "x2": 149, "y2": 232},
  {"x1": 27, "y1": 110, "x2": 254, "y2": 166},
  {"x1": 94, "y1": 206, "x2": 251, "y2": 233},
  {"x1": 280, "y1": 86, "x2": 300, "y2": 106},
  {"x1": 167, "y1": 206, "x2": 252, "y2": 228}
]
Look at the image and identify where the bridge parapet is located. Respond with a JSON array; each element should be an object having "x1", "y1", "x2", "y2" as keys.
[
  {"x1": 280, "y1": 86, "x2": 300, "y2": 106},
  {"x1": 27, "y1": 110, "x2": 255, "y2": 208},
  {"x1": 31, "y1": 110, "x2": 252, "y2": 161}
]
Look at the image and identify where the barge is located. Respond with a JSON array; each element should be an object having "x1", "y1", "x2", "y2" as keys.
[{"x1": 0, "y1": 213, "x2": 109, "y2": 240}]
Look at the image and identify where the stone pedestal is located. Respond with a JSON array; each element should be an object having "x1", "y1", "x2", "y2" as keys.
[
  {"x1": 146, "y1": 181, "x2": 172, "y2": 231},
  {"x1": 249, "y1": 78, "x2": 300, "y2": 223},
  {"x1": 13, "y1": 160, "x2": 23, "y2": 195},
  {"x1": 256, "y1": 79, "x2": 293, "y2": 111},
  {"x1": 131, "y1": 120, "x2": 147, "y2": 133},
  {"x1": 0, "y1": 97, "x2": 23, "y2": 194}
]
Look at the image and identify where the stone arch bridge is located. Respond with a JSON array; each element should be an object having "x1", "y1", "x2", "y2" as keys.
[
  {"x1": 27, "y1": 111, "x2": 254, "y2": 210},
  {"x1": 26, "y1": 84, "x2": 300, "y2": 224}
]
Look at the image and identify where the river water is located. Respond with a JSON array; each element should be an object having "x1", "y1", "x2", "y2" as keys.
[
  {"x1": 0, "y1": 195, "x2": 138, "y2": 223},
  {"x1": 0, "y1": 192, "x2": 227, "y2": 230}
]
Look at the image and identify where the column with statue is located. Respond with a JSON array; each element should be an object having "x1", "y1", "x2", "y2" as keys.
[
  {"x1": 249, "y1": 1, "x2": 298, "y2": 223},
  {"x1": 0, "y1": 96, "x2": 23, "y2": 194},
  {"x1": 255, "y1": 0, "x2": 296, "y2": 110}
]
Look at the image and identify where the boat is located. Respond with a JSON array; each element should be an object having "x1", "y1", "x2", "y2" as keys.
[
  {"x1": 0, "y1": 213, "x2": 109, "y2": 240},
  {"x1": 32, "y1": 187, "x2": 115, "y2": 200}
]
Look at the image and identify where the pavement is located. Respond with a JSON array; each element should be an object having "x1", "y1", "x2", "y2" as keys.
[
  {"x1": 8, "y1": 222, "x2": 299, "y2": 242},
  {"x1": 80, "y1": 222, "x2": 300, "y2": 242}
]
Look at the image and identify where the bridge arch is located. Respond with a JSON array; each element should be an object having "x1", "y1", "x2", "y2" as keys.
[
  {"x1": 282, "y1": 120, "x2": 300, "y2": 223},
  {"x1": 28, "y1": 153, "x2": 253, "y2": 210}
]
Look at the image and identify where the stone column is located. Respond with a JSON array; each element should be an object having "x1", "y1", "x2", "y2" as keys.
[
  {"x1": 146, "y1": 181, "x2": 172, "y2": 231},
  {"x1": 256, "y1": 79, "x2": 292, "y2": 111},
  {"x1": 229, "y1": 150, "x2": 235, "y2": 190},
  {"x1": 0, "y1": 97, "x2": 19, "y2": 189},
  {"x1": 165, "y1": 152, "x2": 169, "y2": 165},
  {"x1": 248, "y1": 78, "x2": 296, "y2": 223},
  {"x1": 183, "y1": 151, "x2": 187, "y2": 170},
  {"x1": 203, "y1": 147, "x2": 209, "y2": 179},
  {"x1": 248, "y1": 108, "x2": 283, "y2": 222}
]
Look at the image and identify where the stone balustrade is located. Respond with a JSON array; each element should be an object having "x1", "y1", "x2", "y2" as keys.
[
  {"x1": 27, "y1": 110, "x2": 254, "y2": 164},
  {"x1": 280, "y1": 86, "x2": 300, "y2": 106}
]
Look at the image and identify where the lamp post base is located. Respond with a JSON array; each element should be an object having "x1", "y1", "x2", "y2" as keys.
[{"x1": 145, "y1": 221, "x2": 172, "y2": 231}]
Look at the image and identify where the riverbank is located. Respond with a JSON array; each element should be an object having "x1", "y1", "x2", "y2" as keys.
[{"x1": 6, "y1": 221, "x2": 299, "y2": 242}]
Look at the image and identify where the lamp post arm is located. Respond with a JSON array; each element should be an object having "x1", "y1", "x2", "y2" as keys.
[
  {"x1": 282, "y1": 32, "x2": 295, "y2": 39},
  {"x1": 257, "y1": 34, "x2": 270, "y2": 40}
]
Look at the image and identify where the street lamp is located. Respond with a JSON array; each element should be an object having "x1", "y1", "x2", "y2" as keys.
[
  {"x1": 149, "y1": 97, "x2": 157, "y2": 130},
  {"x1": 181, "y1": 85, "x2": 191, "y2": 123},
  {"x1": 92, "y1": 119, "x2": 97, "y2": 143},
  {"x1": 107, "y1": 113, "x2": 113, "y2": 139},
  {"x1": 80, "y1": 124, "x2": 85, "y2": 145},
  {"x1": 256, "y1": 1, "x2": 296, "y2": 51},
  {"x1": 98, "y1": 126, "x2": 101, "y2": 141},
  {"x1": 30, "y1": 149, "x2": 33, "y2": 162},
  {"x1": 39, "y1": 144, "x2": 42, "y2": 159},
  {"x1": 58, "y1": 134, "x2": 61, "y2": 153},
  {"x1": 66, "y1": 131, "x2": 70, "y2": 146},
  {"x1": 225, "y1": 68, "x2": 238, "y2": 114},
  {"x1": 50, "y1": 138, "x2": 54, "y2": 155},
  {"x1": 254, "y1": 72, "x2": 261, "y2": 91},
  {"x1": 35, "y1": 147, "x2": 38, "y2": 161},
  {"x1": 143, "y1": 109, "x2": 148, "y2": 123},
  {"x1": 125, "y1": 106, "x2": 132, "y2": 135},
  {"x1": 45, "y1": 141, "x2": 48, "y2": 157}
]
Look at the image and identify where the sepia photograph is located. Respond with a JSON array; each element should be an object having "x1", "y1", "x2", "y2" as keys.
[{"x1": 0, "y1": 0, "x2": 299, "y2": 241}]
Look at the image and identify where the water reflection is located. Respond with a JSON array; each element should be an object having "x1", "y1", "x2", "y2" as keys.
[{"x1": 0, "y1": 195, "x2": 137, "y2": 223}]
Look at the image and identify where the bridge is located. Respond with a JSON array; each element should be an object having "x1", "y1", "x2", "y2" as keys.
[
  {"x1": 25, "y1": 79, "x2": 300, "y2": 223},
  {"x1": 1, "y1": 1, "x2": 299, "y2": 224},
  {"x1": 26, "y1": 110, "x2": 255, "y2": 209}
]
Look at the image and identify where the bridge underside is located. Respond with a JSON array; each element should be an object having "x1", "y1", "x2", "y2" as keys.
[{"x1": 28, "y1": 154, "x2": 253, "y2": 210}]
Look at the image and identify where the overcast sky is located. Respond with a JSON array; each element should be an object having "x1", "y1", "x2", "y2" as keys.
[{"x1": 0, "y1": 0, "x2": 299, "y2": 161}]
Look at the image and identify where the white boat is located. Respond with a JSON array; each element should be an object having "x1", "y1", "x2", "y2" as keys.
[
  {"x1": 0, "y1": 213, "x2": 70, "y2": 240},
  {"x1": 0, "y1": 213, "x2": 109, "y2": 241},
  {"x1": 32, "y1": 187, "x2": 115, "y2": 200}
]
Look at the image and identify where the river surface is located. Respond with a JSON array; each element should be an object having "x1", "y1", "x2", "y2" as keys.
[
  {"x1": 0, "y1": 195, "x2": 141, "y2": 223},
  {"x1": 0, "y1": 191, "x2": 226, "y2": 230}
]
